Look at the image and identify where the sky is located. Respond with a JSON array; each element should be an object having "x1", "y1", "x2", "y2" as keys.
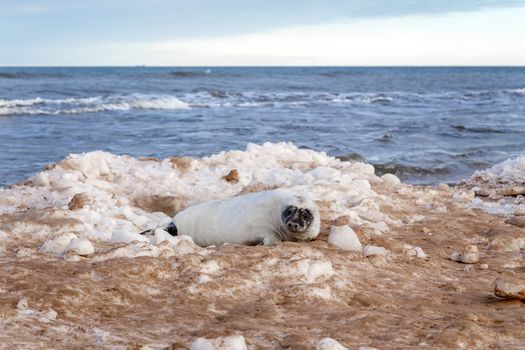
[{"x1": 1, "y1": 0, "x2": 525, "y2": 66}]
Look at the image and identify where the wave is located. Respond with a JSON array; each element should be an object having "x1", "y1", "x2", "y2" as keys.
[
  {"x1": 168, "y1": 69, "x2": 212, "y2": 78},
  {"x1": 452, "y1": 125, "x2": 507, "y2": 134},
  {"x1": 0, "y1": 94, "x2": 190, "y2": 116},
  {"x1": 506, "y1": 87, "x2": 525, "y2": 95},
  {"x1": 0, "y1": 71, "x2": 66, "y2": 79},
  {"x1": 2, "y1": 86, "x2": 523, "y2": 116},
  {"x1": 373, "y1": 163, "x2": 450, "y2": 177}
]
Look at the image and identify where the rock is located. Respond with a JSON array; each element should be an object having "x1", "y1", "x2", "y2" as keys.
[
  {"x1": 495, "y1": 186, "x2": 525, "y2": 196},
  {"x1": 133, "y1": 194, "x2": 185, "y2": 217},
  {"x1": 381, "y1": 173, "x2": 400, "y2": 186},
  {"x1": 414, "y1": 246, "x2": 428, "y2": 259},
  {"x1": 64, "y1": 238, "x2": 95, "y2": 256},
  {"x1": 316, "y1": 337, "x2": 348, "y2": 350},
  {"x1": 479, "y1": 263, "x2": 488, "y2": 270},
  {"x1": 505, "y1": 216, "x2": 525, "y2": 228},
  {"x1": 16, "y1": 248, "x2": 36, "y2": 259},
  {"x1": 68, "y1": 193, "x2": 93, "y2": 210},
  {"x1": 222, "y1": 169, "x2": 239, "y2": 183},
  {"x1": 16, "y1": 298, "x2": 28, "y2": 310},
  {"x1": 449, "y1": 251, "x2": 461, "y2": 262},
  {"x1": 364, "y1": 245, "x2": 389, "y2": 257},
  {"x1": 328, "y1": 226, "x2": 362, "y2": 252},
  {"x1": 46, "y1": 308, "x2": 58, "y2": 320},
  {"x1": 402, "y1": 244, "x2": 428, "y2": 259},
  {"x1": 460, "y1": 245, "x2": 479, "y2": 264},
  {"x1": 493, "y1": 277, "x2": 525, "y2": 299}
]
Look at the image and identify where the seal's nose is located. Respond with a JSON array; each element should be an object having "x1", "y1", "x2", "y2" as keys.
[{"x1": 288, "y1": 222, "x2": 300, "y2": 231}]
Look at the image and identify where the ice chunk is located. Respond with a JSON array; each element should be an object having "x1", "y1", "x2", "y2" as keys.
[
  {"x1": 328, "y1": 226, "x2": 362, "y2": 252},
  {"x1": 190, "y1": 335, "x2": 247, "y2": 350},
  {"x1": 316, "y1": 337, "x2": 348, "y2": 350},
  {"x1": 40, "y1": 233, "x2": 77, "y2": 255},
  {"x1": 364, "y1": 245, "x2": 389, "y2": 257},
  {"x1": 64, "y1": 238, "x2": 95, "y2": 256}
]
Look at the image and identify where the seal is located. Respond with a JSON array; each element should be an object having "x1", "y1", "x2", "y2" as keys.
[{"x1": 144, "y1": 189, "x2": 320, "y2": 247}]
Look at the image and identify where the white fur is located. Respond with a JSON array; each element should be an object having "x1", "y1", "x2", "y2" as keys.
[{"x1": 173, "y1": 189, "x2": 320, "y2": 247}]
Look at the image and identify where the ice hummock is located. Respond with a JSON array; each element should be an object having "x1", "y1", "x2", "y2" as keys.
[
  {"x1": 458, "y1": 153, "x2": 525, "y2": 215},
  {"x1": 0, "y1": 142, "x2": 393, "y2": 256}
]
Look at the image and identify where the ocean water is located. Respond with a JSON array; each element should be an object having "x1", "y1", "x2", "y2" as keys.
[{"x1": 1, "y1": 66, "x2": 524, "y2": 187}]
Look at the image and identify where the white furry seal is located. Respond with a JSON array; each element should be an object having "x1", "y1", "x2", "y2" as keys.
[{"x1": 151, "y1": 189, "x2": 320, "y2": 247}]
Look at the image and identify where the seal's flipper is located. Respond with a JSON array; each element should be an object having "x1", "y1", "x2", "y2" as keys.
[
  {"x1": 166, "y1": 222, "x2": 178, "y2": 236},
  {"x1": 139, "y1": 223, "x2": 177, "y2": 237},
  {"x1": 139, "y1": 228, "x2": 155, "y2": 236}
]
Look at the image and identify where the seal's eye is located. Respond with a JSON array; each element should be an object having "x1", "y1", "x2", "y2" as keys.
[
  {"x1": 283, "y1": 206, "x2": 296, "y2": 218},
  {"x1": 301, "y1": 209, "x2": 312, "y2": 222}
]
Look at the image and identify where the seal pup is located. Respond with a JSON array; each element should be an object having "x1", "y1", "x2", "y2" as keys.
[{"x1": 143, "y1": 189, "x2": 320, "y2": 247}]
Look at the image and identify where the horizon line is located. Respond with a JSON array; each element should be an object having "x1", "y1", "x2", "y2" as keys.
[{"x1": 2, "y1": 65, "x2": 525, "y2": 68}]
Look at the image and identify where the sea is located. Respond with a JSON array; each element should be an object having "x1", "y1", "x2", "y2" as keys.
[{"x1": 1, "y1": 67, "x2": 524, "y2": 187}]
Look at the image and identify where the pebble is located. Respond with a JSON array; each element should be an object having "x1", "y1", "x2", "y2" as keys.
[
  {"x1": 316, "y1": 337, "x2": 348, "y2": 350},
  {"x1": 450, "y1": 245, "x2": 479, "y2": 264},
  {"x1": 414, "y1": 246, "x2": 428, "y2": 259},
  {"x1": 16, "y1": 248, "x2": 36, "y2": 259},
  {"x1": 68, "y1": 192, "x2": 94, "y2": 210},
  {"x1": 222, "y1": 169, "x2": 239, "y2": 183},
  {"x1": 460, "y1": 245, "x2": 480, "y2": 264},
  {"x1": 402, "y1": 244, "x2": 428, "y2": 259},
  {"x1": 328, "y1": 226, "x2": 362, "y2": 252},
  {"x1": 493, "y1": 277, "x2": 525, "y2": 299},
  {"x1": 479, "y1": 263, "x2": 488, "y2": 270},
  {"x1": 449, "y1": 251, "x2": 461, "y2": 262},
  {"x1": 64, "y1": 238, "x2": 95, "y2": 256},
  {"x1": 16, "y1": 298, "x2": 28, "y2": 310}
]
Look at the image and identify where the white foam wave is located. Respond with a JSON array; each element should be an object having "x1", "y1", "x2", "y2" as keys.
[
  {"x1": 506, "y1": 87, "x2": 525, "y2": 95},
  {"x1": 0, "y1": 94, "x2": 190, "y2": 116}
]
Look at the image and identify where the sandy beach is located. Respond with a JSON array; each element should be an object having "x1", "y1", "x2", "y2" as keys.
[{"x1": 1, "y1": 143, "x2": 524, "y2": 349}]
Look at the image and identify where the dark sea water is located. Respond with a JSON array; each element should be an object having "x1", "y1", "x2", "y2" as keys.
[{"x1": 1, "y1": 67, "x2": 525, "y2": 187}]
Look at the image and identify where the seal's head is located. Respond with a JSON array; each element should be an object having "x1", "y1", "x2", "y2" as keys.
[{"x1": 281, "y1": 205, "x2": 316, "y2": 241}]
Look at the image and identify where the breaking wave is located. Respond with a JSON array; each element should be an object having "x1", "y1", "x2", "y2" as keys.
[
  {"x1": 2, "y1": 86, "x2": 525, "y2": 116},
  {"x1": 0, "y1": 94, "x2": 190, "y2": 116}
]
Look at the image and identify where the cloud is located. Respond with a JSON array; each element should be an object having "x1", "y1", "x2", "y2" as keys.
[
  {"x1": 104, "y1": 6, "x2": 525, "y2": 66},
  {"x1": 18, "y1": 5, "x2": 47, "y2": 13}
]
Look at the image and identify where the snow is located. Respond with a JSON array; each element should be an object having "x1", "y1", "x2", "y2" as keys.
[
  {"x1": 41, "y1": 233, "x2": 78, "y2": 255},
  {"x1": 0, "y1": 142, "x2": 390, "y2": 257},
  {"x1": 459, "y1": 153, "x2": 525, "y2": 215}
]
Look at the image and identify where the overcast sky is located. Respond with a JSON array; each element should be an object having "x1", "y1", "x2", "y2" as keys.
[{"x1": 1, "y1": 0, "x2": 525, "y2": 66}]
